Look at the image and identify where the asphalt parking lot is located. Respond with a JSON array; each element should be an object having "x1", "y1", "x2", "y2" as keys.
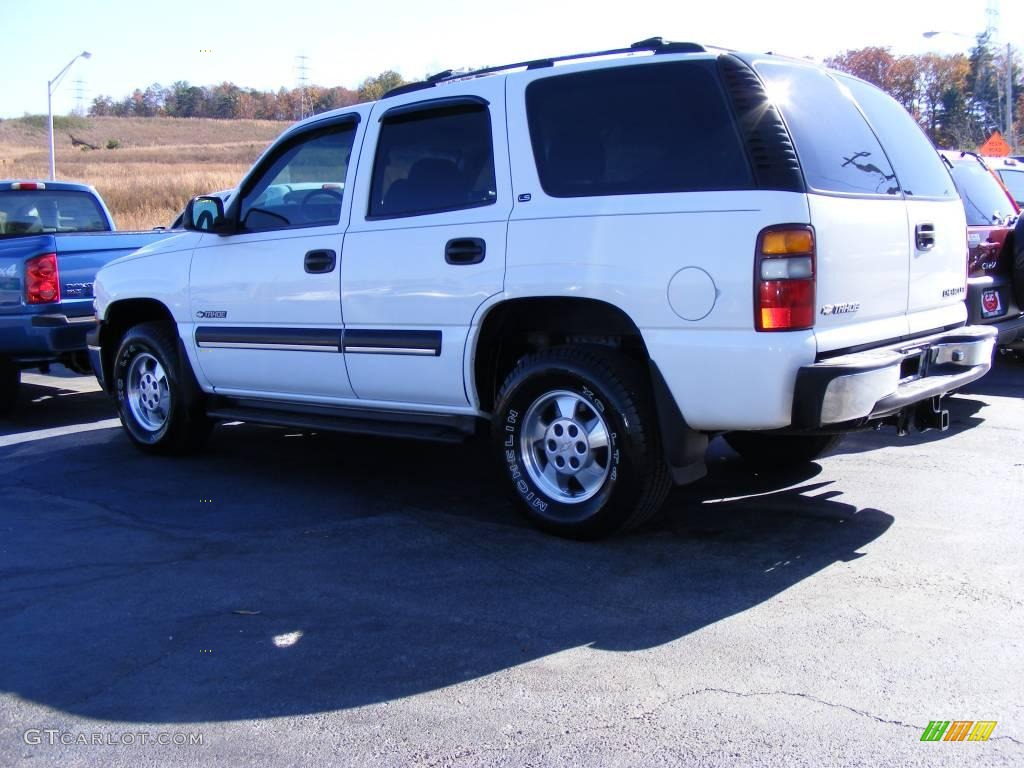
[{"x1": 1, "y1": 358, "x2": 1022, "y2": 767}]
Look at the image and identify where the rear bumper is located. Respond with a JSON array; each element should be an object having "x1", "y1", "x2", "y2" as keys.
[
  {"x1": 991, "y1": 313, "x2": 1024, "y2": 347},
  {"x1": 792, "y1": 325, "x2": 997, "y2": 429},
  {"x1": 0, "y1": 311, "x2": 97, "y2": 363},
  {"x1": 967, "y1": 275, "x2": 1024, "y2": 346}
]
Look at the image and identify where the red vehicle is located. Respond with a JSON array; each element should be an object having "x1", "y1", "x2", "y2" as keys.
[{"x1": 939, "y1": 151, "x2": 1023, "y2": 350}]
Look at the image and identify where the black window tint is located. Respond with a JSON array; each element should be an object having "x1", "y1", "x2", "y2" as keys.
[
  {"x1": 0, "y1": 191, "x2": 109, "y2": 236},
  {"x1": 369, "y1": 105, "x2": 496, "y2": 218},
  {"x1": 838, "y1": 75, "x2": 956, "y2": 200},
  {"x1": 755, "y1": 62, "x2": 899, "y2": 196},
  {"x1": 526, "y1": 61, "x2": 753, "y2": 198},
  {"x1": 949, "y1": 160, "x2": 1017, "y2": 226},
  {"x1": 239, "y1": 122, "x2": 356, "y2": 232}
]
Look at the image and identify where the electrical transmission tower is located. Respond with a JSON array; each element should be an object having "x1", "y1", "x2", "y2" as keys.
[
  {"x1": 295, "y1": 54, "x2": 312, "y2": 120},
  {"x1": 74, "y1": 79, "x2": 87, "y2": 116},
  {"x1": 985, "y1": 0, "x2": 999, "y2": 40}
]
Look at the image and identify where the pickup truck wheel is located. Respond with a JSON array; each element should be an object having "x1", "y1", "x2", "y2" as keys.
[
  {"x1": 113, "y1": 322, "x2": 210, "y2": 454},
  {"x1": 723, "y1": 432, "x2": 842, "y2": 468},
  {"x1": 0, "y1": 358, "x2": 20, "y2": 416},
  {"x1": 493, "y1": 346, "x2": 671, "y2": 540}
]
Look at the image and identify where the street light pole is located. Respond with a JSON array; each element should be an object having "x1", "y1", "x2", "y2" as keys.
[{"x1": 47, "y1": 51, "x2": 91, "y2": 180}]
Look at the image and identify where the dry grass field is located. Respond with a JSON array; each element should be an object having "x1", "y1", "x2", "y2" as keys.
[{"x1": 0, "y1": 116, "x2": 288, "y2": 229}]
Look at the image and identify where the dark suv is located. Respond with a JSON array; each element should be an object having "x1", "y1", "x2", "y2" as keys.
[{"x1": 940, "y1": 151, "x2": 1024, "y2": 350}]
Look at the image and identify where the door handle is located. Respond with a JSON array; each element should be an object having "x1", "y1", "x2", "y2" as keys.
[
  {"x1": 304, "y1": 249, "x2": 337, "y2": 273},
  {"x1": 915, "y1": 223, "x2": 935, "y2": 251},
  {"x1": 445, "y1": 238, "x2": 485, "y2": 265}
]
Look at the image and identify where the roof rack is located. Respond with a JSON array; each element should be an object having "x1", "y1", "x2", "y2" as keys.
[{"x1": 382, "y1": 37, "x2": 706, "y2": 99}]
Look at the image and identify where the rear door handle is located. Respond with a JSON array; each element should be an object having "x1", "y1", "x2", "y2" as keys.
[
  {"x1": 445, "y1": 238, "x2": 485, "y2": 265},
  {"x1": 304, "y1": 249, "x2": 337, "y2": 273},
  {"x1": 915, "y1": 223, "x2": 935, "y2": 251}
]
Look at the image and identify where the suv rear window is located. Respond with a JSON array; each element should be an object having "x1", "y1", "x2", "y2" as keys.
[
  {"x1": 0, "y1": 190, "x2": 109, "y2": 236},
  {"x1": 754, "y1": 61, "x2": 899, "y2": 197},
  {"x1": 837, "y1": 75, "x2": 957, "y2": 200},
  {"x1": 948, "y1": 158, "x2": 1017, "y2": 226},
  {"x1": 526, "y1": 60, "x2": 754, "y2": 198}
]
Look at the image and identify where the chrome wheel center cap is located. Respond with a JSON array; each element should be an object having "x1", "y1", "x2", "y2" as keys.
[{"x1": 543, "y1": 418, "x2": 591, "y2": 474}]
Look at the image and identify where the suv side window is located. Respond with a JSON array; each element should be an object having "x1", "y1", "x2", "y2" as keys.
[
  {"x1": 997, "y1": 168, "x2": 1024, "y2": 205},
  {"x1": 838, "y1": 75, "x2": 957, "y2": 200},
  {"x1": 238, "y1": 121, "x2": 356, "y2": 232},
  {"x1": 526, "y1": 61, "x2": 753, "y2": 198},
  {"x1": 755, "y1": 62, "x2": 899, "y2": 197},
  {"x1": 369, "y1": 103, "x2": 496, "y2": 219}
]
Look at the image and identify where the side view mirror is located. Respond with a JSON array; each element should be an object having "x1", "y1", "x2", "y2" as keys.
[{"x1": 183, "y1": 196, "x2": 227, "y2": 233}]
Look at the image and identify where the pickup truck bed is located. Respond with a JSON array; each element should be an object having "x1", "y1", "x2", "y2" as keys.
[{"x1": 0, "y1": 230, "x2": 174, "y2": 410}]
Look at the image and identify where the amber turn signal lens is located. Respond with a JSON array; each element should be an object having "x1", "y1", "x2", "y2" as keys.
[{"x1": 761, "y1": 229, "x2": 814, "y2": 255}]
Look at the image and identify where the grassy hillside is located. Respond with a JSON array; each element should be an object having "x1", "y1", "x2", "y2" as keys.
[{"x1": 0, "y1": 116, "x2": 289, "y2": 229}]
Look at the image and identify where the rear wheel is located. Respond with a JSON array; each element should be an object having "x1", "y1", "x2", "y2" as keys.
[
  {"x1": 723, "y1": 432, "x2": 842, "y2": 468},
  {"x1": 493, "y1": 346, "x2": 671, "y2": 539},
  {"x1": 0, "y1": 357, "x2": 20, "y2": 416},
  {"x1": 113, "y1": 322, "x2": 211, "y2": 454}
]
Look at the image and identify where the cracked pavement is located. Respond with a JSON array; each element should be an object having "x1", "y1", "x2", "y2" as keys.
[{"x1": 1, "y1": 359, "x2": 1022, "y2": 767}]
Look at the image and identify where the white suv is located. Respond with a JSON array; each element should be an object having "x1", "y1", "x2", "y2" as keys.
[{"x1": 89, "y1": 38, "x2": 996, "y2": 538}]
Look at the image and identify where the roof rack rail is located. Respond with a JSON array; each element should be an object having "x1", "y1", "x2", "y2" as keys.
[{"x1": 381, "y1": 37, "x2": 706, "y2": 99}]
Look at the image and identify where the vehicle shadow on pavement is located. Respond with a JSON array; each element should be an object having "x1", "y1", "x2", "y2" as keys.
[
  {"x1": 0, "y1": 382, "x2": 113, "y2": 437},
  {"x1": 825, "y1": 353, "x2": 1024, "y2": 456},
  {"x1": 0, "y1": 418, "x2": 892, "y2": 724}
]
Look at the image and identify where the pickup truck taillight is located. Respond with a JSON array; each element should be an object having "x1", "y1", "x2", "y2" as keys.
[
  {"x1": 25, "y1": 252, "x2": 60, "y2": 305},
  {"x1": 755, "y1": 226, "x2": 815, "y2": 331}
]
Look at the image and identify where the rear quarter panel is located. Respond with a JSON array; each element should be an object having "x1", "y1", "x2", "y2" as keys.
[{"x1": 503, "y1": 183, "x2": 818, "y2": 429}]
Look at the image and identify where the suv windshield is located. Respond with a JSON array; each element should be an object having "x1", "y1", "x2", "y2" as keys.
[
  {"x1": 0, "y1": 190, "x2": 109, "y2": 237},
  {"x1": 947, "y1": 159, "x2": 1015, "y2": 226}
]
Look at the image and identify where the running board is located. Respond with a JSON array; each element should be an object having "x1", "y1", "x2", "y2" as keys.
[{"x1": 207, "y1": 397, "x2": 479, "y2": 443}]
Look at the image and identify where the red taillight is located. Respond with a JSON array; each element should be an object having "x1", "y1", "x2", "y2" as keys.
[
  {"x1": 755, "y1": 225, "x2": 815, "y2": 332},
  {"x1": 25, "y1": 253, "x2": 60, "y2": 305},
  {"x1": 10, "y1": 181, "x2": 45, "y2": 191}
]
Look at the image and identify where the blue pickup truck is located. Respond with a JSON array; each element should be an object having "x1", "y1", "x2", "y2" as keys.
[{"x1": 0, "y1": 180, "x2": 174, "y2": 413}]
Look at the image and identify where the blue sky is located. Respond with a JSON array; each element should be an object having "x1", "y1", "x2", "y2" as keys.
[{"x1": 1, "y1": 0, "x2": 1021, "y2": 118}]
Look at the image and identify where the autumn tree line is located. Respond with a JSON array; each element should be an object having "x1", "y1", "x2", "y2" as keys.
[
  {"x1": 88, "y1": 37, "x2": 1021, "y2": 150},
  {"x1": 826, "y1": 34, "x2": 1020, "y2": 149},
  {"x1": 87, "y1": 71, "x2": 404, "y2": 121}
]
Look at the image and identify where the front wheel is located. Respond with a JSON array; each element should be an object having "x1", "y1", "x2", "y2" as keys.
[
  {"x1": 493, "y1": 347, "x2": 671, "y2": 540},
  {"x1": 113, "y1": 322, "x2": 211, "y2": 454},
  {"x1": 0, "y1": 357, "x2": 20, "y2": 416},
  {"x1": 723, "y1": 432, "x2": 842, "y2": 468}
]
